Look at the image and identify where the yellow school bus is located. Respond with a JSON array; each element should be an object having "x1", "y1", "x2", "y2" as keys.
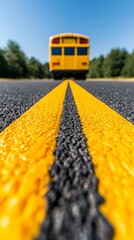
[{"x1": 49, "y1": 33, "x2": 90, "y2": 80}]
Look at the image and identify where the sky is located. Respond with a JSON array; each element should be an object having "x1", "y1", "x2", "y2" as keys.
[{"x1": 0, "y1": 0, "x2": 134, "y2": 63}]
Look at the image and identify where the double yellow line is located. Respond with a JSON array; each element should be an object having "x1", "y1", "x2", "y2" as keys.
[
  {"x1": 0, "y1": 80, "x2": 134, "y2": 240},
  {"x1": 70, "y1": 81, "x2": 134, "y2": 240},
  {"x1": 0, "y1": 81, "x2": 68, "y2": 240}
]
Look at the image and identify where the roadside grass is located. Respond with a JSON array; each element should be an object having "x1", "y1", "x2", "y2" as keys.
[
  {"x1": 86, "y1": 77, "x2": 134, "y2": 81},
  {"x1": 0, "y1": 78, "x2": 51, "y2": 81},
  {"x1": 0, "y1": 78, "x2": 134, "y2": 82}
]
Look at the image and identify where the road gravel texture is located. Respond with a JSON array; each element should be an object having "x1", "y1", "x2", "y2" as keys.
[
  {"x1": 0, "y1": 80, "x2": 133, "y2": 239},
  {"x1": 0, "y1": 80, "x2": 133, "y2": 133},
  {"x1": 0, "y1": 81, "x2": 60, "y2": 132},
  {"x1": 37, "y1": 85, "x2": 113, "y2": 240},
  {"x1": 78, "y1": 81, "x2": 134, "y2": 124}
]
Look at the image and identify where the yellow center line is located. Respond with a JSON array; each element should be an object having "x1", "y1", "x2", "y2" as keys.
[
  {"x1": 70, "y1": 80, "x2": 134, "y2": 240},
  {"x1": 0, "y1": 81, "x2": 68, "y2": 240}
]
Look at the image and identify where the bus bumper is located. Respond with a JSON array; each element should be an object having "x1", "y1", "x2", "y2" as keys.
[{"x1": 50, "y1": 70, "x2": 89, "y2": 79}]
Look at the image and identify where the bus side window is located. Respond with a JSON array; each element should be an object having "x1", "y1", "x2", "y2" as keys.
[
  {"x1": 52, "y1": 47, "x2": 62, "y2": 55},
  {"x1": 77, "y1": 47, "x2": 88, "y2": 55},
  {"x1": 64, "y1": 47, "x2": 75, "y2": 55}
]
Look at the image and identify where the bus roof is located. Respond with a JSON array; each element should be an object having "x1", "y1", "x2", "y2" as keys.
[{"x1": 50, "y1": 33, "x2": 89, "y2": 40}]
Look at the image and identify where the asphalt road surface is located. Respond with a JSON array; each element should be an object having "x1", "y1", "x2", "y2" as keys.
[
  {"x1": 78, "y1": 81, "x2": 134, "y2": 124},
  {"x1": 0, "y1": 80, "x2": 133, "y2": 132},
  {"x1": 0, "y1": 80, "x2": 60, "y2": 132},
  {"x1": 0, "y1": 79, "x2": 134, "y2": 240}
]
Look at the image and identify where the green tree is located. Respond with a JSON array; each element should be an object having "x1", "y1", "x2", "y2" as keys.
[
  {"x1": 0, "y1": 49, "x2": 9, "y2": 77},
  {"x1": 28, "y1": 57, "x2": 44, "y2": 78},
  {"x1": 103, "y1": 48, "x2": 128, "y2": 77},
  {"x1": 122, "y1": 51, "x2": 134, "y2": 77},
  {"x1": 5, "y1": 40, "x2": 28, "y2": 78},
  {"x1": 42, "y1": 62, "x2": 52, "y2": 78},
  {"x1": 96, "y1": 55, "x2": 104, "y2": 77},
  {"x1": 89, "y1": 58, "x2": 97, "y2": 78},
  {"x1": 90, "y1": 55, "x2": 104, "y2": 78}
]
